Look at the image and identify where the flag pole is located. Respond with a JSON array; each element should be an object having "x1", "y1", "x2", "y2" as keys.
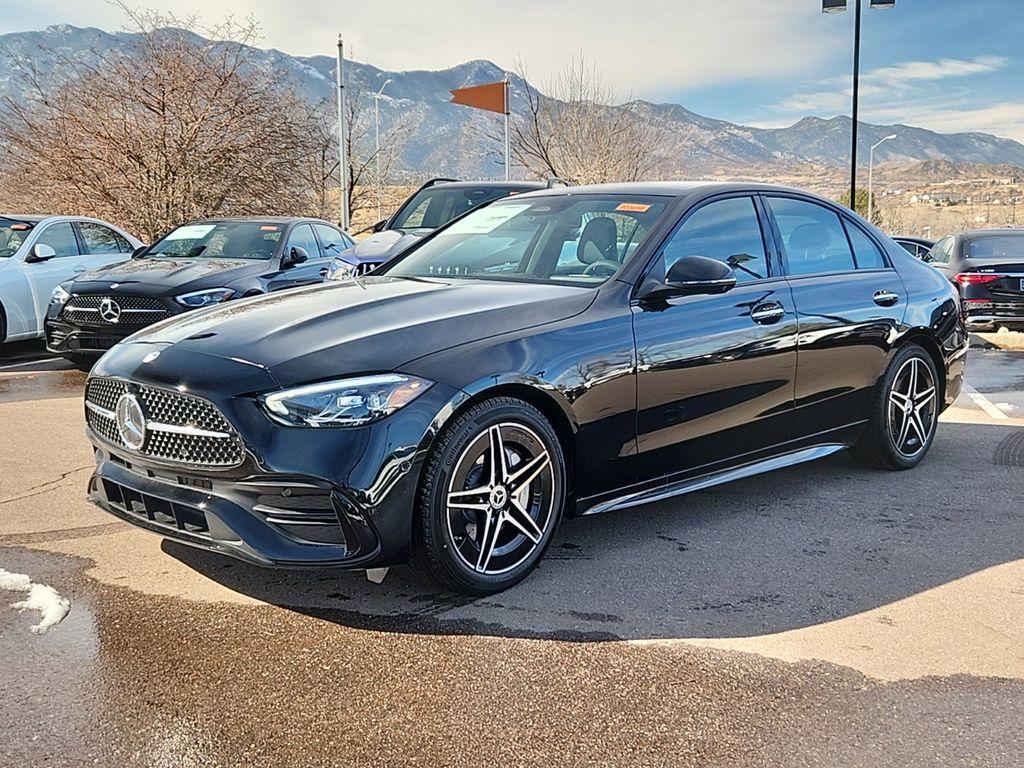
[
  {"x1": 336, "y1": 34, "x2": 349, "y2": 231},
  {"x1": 503, "y1": 76, "x2": 510, "y2": 181}
]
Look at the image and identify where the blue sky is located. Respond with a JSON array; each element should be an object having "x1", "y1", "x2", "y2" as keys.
[{"x1": 3, "y1": 0, "x2": 1023, "y2": 140}]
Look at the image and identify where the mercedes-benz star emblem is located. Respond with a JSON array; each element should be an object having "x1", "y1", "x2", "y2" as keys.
[
  {"x1": 115, "y1": 393, "x2": 147, "y2": 451},
  {"x1": 99, "y1": 297, "x2": 122, "y2": 324}
]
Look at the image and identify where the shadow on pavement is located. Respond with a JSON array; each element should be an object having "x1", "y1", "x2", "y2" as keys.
[{"x1": 165, "y1": 420, "x2": 1024, "y2": 641}]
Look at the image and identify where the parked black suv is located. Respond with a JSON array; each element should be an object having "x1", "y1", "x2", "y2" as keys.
[
  {"x1": 47, "y1": 217, "x2": 354, "y2": 366},
  {"x1": 324, "y1": 178, "x2": 558, "y2": 280}
]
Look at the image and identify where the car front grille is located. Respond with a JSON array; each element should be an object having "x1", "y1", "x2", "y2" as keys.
[
  {"x1": 63, "y1": 295, "x2": 171, "y2": 326},
  {"x1": 355, "y1": 262, "x2": 376, "y2": 276},
  {"x1": 85, "y1": 377, "x2": 245, "y2": 468}
]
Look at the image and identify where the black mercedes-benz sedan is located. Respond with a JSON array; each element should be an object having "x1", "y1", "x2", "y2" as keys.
[
  {"x1": 84, "y1": 182, "x2": 967, "y2": 594},
  {"x1": 923, "y1": 228, "x2": 1024, "y2": 332},
  {"x1": 46, "y1": 217, "x2": 354, "y2": 366}
]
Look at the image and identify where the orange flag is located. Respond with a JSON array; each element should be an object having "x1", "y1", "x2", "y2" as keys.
[{"x1": 450, "y1": 80, "x2": 508, "y2": 115}]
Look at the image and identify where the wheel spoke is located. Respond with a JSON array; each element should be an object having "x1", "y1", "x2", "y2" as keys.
[
  {"x1": 447, "y1": 485, "x2": 491, "y2": 511},
  {"x1": 476, "y1": 513, "x2": 503, "y2": 572},
  {"x1": 507, "y1": 450, "x2": 551, "y2": 493},
  {"x1": 907, "y1": 358, "x2": 919, "y2": 398},
  {"x1": 889, "y1": 390, "x2": 911, "y2": 409},
  {"x1": 914, "y1": 386, "x2": 935, "y2": 409},
  {"x1": 488, "y1": 425, "x2": 508, "y2": 486},
  {"x1": 894, "y1": 409, "x2": 912, "y2": 451},
  {"x1": 908, "y1": 409, "x2": 929, "y2": 445},
  {"x1": 505, "y1": 498, "x2": 543, "y2": 543}
]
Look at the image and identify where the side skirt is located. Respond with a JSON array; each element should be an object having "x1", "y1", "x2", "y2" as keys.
[{"x1": 579, "y1": 443, "x2": 849, "y2": 517}]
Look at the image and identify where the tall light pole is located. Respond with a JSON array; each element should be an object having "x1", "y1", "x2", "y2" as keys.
[
  {"x1": 374, "y1": 78, "x2": 392, "y2": 222},
  {"x1": 868, "y1": 133, "x2": 896, "y2": 224},
  {"x1": 823, "y1": 0, "x2": 896, "y2": 211},
  {"x1": 335, "y1": 34, "x2": 349, "y2": 231}
]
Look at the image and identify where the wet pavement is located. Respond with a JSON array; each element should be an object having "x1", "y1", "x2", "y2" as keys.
[{"x1": 2, "y1": 342, "x2": 1024, "y2": 766}]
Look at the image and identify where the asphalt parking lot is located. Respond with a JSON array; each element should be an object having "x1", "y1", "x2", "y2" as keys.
[{"x1": 2, "y1": 341, "x2": 1023, "y2": 767}]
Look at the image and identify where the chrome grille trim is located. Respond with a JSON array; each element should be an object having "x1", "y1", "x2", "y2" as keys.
[
  {"x1": 85, "y1": 377, "x2": 245, "y2": 468},
  {"x1": 63, "y1": 295, "x2": 171, "y2": 326}
]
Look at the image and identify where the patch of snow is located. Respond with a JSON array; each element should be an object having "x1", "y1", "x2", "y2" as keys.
[{"x1": 0, "y1": 568, "x2": 71, "y2": 634}]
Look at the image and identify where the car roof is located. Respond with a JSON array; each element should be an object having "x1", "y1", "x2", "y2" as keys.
[
  {"x1": 433, "y1": 180, "x2": 549, "y2": 190},
  {"x1": 959, "y1": 228, "x2": 1024, "y2": 238},
  {"x1": 187, "y1": 217, "x2": 333, "y2": 225},
  {"x1": 0, "y1": 214, "x2": 49, "y2": 223},
  {"x1": 509, "y1": 180, "x2": 823, "y2": 199}
]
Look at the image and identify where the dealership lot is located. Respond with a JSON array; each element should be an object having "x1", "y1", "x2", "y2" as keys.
[{"x1": 2, "y1": 342, "x2": 1023, "y2": 766}]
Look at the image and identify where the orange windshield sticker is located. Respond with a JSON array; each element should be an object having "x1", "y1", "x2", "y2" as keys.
[
  {"x1": 615, "y1": 203, "x2": 651, "y2": 212},
  {"x1": 10, "y1": 223, "x2": 29, "y2": 230},
  {"x1": 260, "y1": 225, "x2": 279, "y2": 231}
]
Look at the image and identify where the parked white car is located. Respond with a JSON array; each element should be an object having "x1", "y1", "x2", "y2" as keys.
[{"x1": 0, "y1": 215, "x2": 141, "y2": 344}]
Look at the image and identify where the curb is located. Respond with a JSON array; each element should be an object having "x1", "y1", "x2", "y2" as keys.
[{"x1": 970, "y1": 331, "x2": 1024, "y2": 352}]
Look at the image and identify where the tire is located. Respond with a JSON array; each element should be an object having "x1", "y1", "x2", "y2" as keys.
[
  {"x1": 412, "y1": 397, "x2": 566, "y2": 594},
  {"x1": 852, "y1": 343, "x2": 940, "y2": 470}
]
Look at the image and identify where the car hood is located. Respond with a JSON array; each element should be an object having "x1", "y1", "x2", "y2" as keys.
[
  {"x1": 347, "y1": 229, "x2": 427, "y2": 264},
  {"x1": 122, "y1": 276, "x2": 595, "y2": 388},
  {"x1": 71, "y1": 256, "x2": 267, "y2": 296}
]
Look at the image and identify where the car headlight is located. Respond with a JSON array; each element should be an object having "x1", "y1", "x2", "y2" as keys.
[
  {"x1": 326, "y1": 260, "x2": 358, "y2": 282},
  {"x1": 175, "y1": 287, "x2": 236, "y2": 307},
  {"x1": 50, "y1": 284, "x2": 71, "y2": 306},
  {"x1": 260, "y1": 374, "x2": 433, "y2": 427}
]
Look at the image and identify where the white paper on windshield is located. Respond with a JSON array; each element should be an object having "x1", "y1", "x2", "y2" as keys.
[
  {"x1": 447, "y1": 204, "x2": 531, "y2": 235},
  {"x1": 164, "y1": 224, "x2": 216, "y2": 241}
]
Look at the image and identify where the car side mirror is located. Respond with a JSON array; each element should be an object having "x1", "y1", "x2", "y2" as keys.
[
  {"x1": 284, "y1": 246, "x2": 309, "y2": 267},
  {"x1": 372, "y1": 219, "x2": 388, "y2": 233},
  {"x1": 26, "y1": 243, "x2": 57, "y2": 263},
  {"x1": 640, "y1": 255, "x2": 737, "y2": 301},
  {"x1": 131, "y1": 246, "x2": 148, "y2": 259}
]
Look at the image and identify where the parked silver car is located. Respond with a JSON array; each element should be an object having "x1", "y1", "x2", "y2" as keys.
[{"x1": 0, "y1": 215, "x2": 141, "y2": 344}]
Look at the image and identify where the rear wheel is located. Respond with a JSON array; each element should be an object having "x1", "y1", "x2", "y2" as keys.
[
  {"x1": 852, "y1": 344, "x2": 939, "y2": 470},
  {"x1": 412, "y1": 397, "x2": 566, "y2": 594}
]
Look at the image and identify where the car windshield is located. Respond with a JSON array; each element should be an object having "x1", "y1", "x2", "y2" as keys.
[
  {"x1": 967, "y1": 234, "x2": 1024, "y2": 259},
  {"x1": 381, "y1": 194, "x2": 670, "y2": 287},
  {"x1": 0, "y1": 218, "x2": 33, "y2": 257},
  {"x1": 146, "y1": 222, "x2": 283, "y2": 260},
  {"x1": 389, "y1": 186, "x2": 531, "y2": 231}
]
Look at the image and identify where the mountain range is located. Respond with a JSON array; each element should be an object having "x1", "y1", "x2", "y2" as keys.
[{"x1": 3, "y1": 24, "x2": 1024, "y2": 180}]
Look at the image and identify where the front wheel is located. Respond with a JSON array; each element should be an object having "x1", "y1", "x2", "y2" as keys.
[
  {"x1": 852, "y1": 344, "x2": 940, "y2": 470},
  {"x1": 412, "y1": 397, "x2": 566, "y2": 594}
]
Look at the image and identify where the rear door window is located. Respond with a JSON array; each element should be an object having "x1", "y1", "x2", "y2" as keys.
[
  {"x1": 313, "y1": 223, "x2": 351, "y2": 257},
  {"x1": 844, "y1": 222, "x2": 887, "y2": 269},
  {"x1": 285, "y1": 224, "x2": 319, "y2": 259},
  {"x1": 767, "y1": 197, "x2": 856, "y2": 276},
  {"x1": 79, "y1": 222, "x2": 130, "y2": 254}
]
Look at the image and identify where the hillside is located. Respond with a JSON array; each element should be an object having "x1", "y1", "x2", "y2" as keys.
[{"x1": 3, "y1": 24, "x2": 1024, "y2": 178}]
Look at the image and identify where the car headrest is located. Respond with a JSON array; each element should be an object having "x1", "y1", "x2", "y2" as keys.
[
  {"x1": 788, "y1": 223, "x2": 831, "y2": 253},
  {"x1": 577, "y1": 217, "x2": 618, "y2": 264}
]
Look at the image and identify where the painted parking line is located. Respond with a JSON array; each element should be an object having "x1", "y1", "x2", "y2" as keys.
[
  {"x1": 963, "y1": 384, "x2": 1011, "y2": 421},
  {"x1": 0, "y1": 358, "x2": 61, "y2": 372}
]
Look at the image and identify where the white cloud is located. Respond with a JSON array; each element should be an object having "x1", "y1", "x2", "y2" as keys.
[
  {"x1": 8, "y1": 0, "x2": 842, "y2": 99},
  {"x1": 775, "y1": 55, "x2": 1010, "y2": 116}
]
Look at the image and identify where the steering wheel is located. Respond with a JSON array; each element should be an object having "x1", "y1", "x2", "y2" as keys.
[{"x1": 582, "y1": 259, "x2": 619, "y2": 278}]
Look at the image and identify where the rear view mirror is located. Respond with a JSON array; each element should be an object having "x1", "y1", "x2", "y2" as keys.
[
  {"x1": 641, "y1": 255, "x2": 737, "y2": 301},
  {"x1": 285, "y1": 246, "x2": 309, "y2": 267},
  {"x1": 27, "y1": 243, "x2": 57, "y2": 263}
]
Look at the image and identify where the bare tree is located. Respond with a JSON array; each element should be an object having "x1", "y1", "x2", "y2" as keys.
[
  {"x1": 509, "y1": 57, "x2": 670, "y2": 184},
  {"x1": 0, "y1": 6, "x2": 331, "y2": 240}
]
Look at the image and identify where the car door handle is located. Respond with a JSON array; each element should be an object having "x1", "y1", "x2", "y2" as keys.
[
  {"x1": 750, "y1": 302, "x2": 785, "y2": 325},
  {"x1": 873, "y1": 290, "x2": 899, "y2": 307},
  {"x1": 319, "y1": 267, "x2": 329, "y2": 276}
]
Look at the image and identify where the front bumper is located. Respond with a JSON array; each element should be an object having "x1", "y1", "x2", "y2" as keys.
[
  {"x1": 85, "y1": 342, "x2": 462, "y2": 569},
  {"x1": 46, "y1": 317, "x2": 133, "y2": 355}
]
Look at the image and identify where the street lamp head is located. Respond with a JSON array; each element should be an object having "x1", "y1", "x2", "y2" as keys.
[
  {"x1": 822, "y1": 0, "x2": 847, "y2": 12},
  {"x1": 870, "y1": 0, "x2": 896, "y2": 8},
  {"x1": 884, "y1": 133, "x2": 897, "y2": 141}
]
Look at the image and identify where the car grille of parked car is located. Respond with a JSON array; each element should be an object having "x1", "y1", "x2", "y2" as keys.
[
  {"x1": 355, "y1": 262, "x2": 376, "y2": 276},
  {"x1": 85, "y1": 377, "x2": 245, "y2": 468},
  {"x1": 63, "y1": 295, "x2": 171, "y2": 326}
]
